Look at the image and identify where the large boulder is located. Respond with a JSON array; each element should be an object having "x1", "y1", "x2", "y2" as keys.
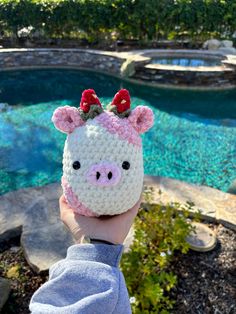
[
  {"x1": 219, "y1": 47, "x2": 236, "y2": 55},
  {"x1": 203, "y1": 39, "x2": 221, "y2": 50},
  {"x1": 0, "y1": 183, "x2": 75, "y2": 273},
  {"x1": 221, "y1": 40, "x2": 233, "y2": 48}
]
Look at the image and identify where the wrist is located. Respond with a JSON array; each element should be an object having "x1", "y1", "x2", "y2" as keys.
[
  {"x1": 90, "y1": 238, "x2": 114, "y2": 245},
  {"x1": 79, "y1": 236, "x2": 114, "y2": 245}
]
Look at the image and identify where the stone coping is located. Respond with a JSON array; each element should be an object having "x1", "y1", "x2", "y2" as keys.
[
  {"x1": 0, "y1": 175, "x2": 235, "y2": 272},
  {"x1": 223, "y1": 55, "x2": 236, "y2": 67},
  {"x1": 145, "y1": 63, "x2": 231, "y2": 73},
  {"x1": 0, "y1": 48, "x2": 230, "y2": 61},
  {"x1": 0, "y1": 47, "x2": 121, "y2": 56},
  {"x1": 136, "y1": 49, "x2": 228, "y2": 56},
  {"x1": 143, "y1": 176, "x2": 236, "y2": 231},
  {"x1": 134, "y1": 49, "x2": 234, "y2": 73},
  {"x1": 140, "y1": 49, "x2": 225, "y2": 63},
  {"x1": 0, "y1": 48, "x2": 235, "y2": 89},
  {"x1": 1, "y1": 47, "x2": 226, "y2": 55}
]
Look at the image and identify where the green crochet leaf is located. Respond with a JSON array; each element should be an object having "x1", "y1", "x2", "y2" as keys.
[
  {"x1": 106, "y1": 104, "x2": 131, "y2": 118},
  {"x1": 79, "y1": 105, "x2": 104, "y2": 121}
]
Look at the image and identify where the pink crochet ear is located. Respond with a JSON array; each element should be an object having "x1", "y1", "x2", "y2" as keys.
[
  {"x1": 52, "y1": 106, "x2": 84, "y2": 133},
  {"x1": 128, "y1": 106, "x2": 154, "y2": 134}
]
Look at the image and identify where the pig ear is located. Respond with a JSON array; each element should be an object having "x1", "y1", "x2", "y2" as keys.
[
  {"x1": 128, "y1": 106, "x2": 154, "y2": 134},
  {"x1": 52, "y1": 106, "x2": 85, "y2": 134}
]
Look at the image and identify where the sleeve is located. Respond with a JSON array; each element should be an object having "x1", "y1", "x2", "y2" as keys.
[{"x1": 29, "y1": 244, "x2": 131, "y2": 314}]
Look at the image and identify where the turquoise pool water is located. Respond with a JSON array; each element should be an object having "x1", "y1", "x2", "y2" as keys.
[
  {"x1": 0, "y1": 69, "x2": 236, "y2": 194},
  {"x1": 151, "y1": 57, "x2": 221, "y2": 67}
]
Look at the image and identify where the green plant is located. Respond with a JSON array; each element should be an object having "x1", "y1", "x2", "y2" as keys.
[
  {"x1": 0, "y1": 0, "x2": 236, "y2": 43},
  {"x1": 121, "y1": 192, "x2": 195, "y2": 313}
]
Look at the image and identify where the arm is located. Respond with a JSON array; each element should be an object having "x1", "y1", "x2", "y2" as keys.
[
  {"x1": 29, "y1": 196, "x2": 141, "y2": 314},
  {"x1": 29, "y1": 244, "x2": 131, "y2": 314}
]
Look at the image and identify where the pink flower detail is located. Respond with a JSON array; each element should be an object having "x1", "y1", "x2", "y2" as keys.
[
  {"x1": 52, "y1": 106, "x2": 84, "y2": 134},
  {"x1": 61, "y1": 177, "x2": 98, "y2": 217},
  {"x1": 96, "y1": 112, "x2": 142, "y2": 147}
]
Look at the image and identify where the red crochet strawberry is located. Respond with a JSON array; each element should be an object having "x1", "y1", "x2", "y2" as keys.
[
  {"x1": 111, "y1": 89, "x2": 131, "y2": 113},
  {"x1": 80, "y1": 89, "x2": 101, "y2": 113}
]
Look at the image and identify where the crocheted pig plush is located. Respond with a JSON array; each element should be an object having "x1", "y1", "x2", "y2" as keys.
[{"x1": 52, "y1": 89, "x2": 154, "y2": 216}]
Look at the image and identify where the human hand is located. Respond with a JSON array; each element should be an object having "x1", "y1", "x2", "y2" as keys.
[{"x1": 60, "y1": 195, "x2": 141, "y2": 245}]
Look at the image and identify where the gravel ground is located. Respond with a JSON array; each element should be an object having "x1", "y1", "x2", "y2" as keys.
[
  {"x1": 171, "y1": 224, "x2": 236, "y2": 314},
  {"x1": 0, "y1": 237, "x2": 48, "y2": 314},
  {"x1": 0, "y1": 223, "x2": 235, "y2": 314}
]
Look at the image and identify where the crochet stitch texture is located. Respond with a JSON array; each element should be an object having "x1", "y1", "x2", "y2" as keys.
[{"x1": 52, "y1": 89, "x2": 154, "y2": 216}]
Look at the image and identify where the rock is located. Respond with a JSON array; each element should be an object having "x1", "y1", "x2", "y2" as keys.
[
  {"x1": 21, "y1": 223, "x2": 75, "y2": 273},
  {"x1": 218, "y1": 47, "x2": 236, "y2": 54},
  {"x1": 0, "y1": 183, "x2": 74, "y2": 273},
  {"x1": 0, "y1": 277, "x2": 11, "y2": 310},
  {"x1": 143, "y1": 175, "x2": 236, "y2": 231},
  {"x1": 227, "y1": 179, "x2": 236, "y2": 194},
  {"x1": 203, "y1": 39, "x2": 221, "y2": 50},
  {"x1": 216, "y1": 198, "x2": 236, "y2": 231},
  {"x1": 221, "y1": 40, "x2": 233, "y2": 48},
  {"x1": 203, "y1": 39, "x2": 235, "y2": 53},
  {"x1": 120, "y1": 58, "x2": 136, "y2": 77}
]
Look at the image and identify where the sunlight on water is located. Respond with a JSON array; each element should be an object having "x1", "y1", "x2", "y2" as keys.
[
  {"x1": 151, "y1": 57, "x2": 221, "y2": 67},
  {"x1": 0, "y1": 69, "x2": 236, "y2": 194}
]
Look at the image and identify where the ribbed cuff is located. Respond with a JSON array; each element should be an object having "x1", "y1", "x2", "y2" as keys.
[{"x1": 66, "y1": 244, "x2": 124, "y2": 267}]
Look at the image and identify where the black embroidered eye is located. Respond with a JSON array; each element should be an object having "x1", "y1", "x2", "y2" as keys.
[
  {"x1": 122, "y1": 161, "x2": 130, "y2": 170},
  {"x1": 72, "y1": 161, "x2": 81, "y2": 170}
]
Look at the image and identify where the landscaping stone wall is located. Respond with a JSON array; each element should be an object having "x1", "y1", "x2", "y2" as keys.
[
  {"x1": 0, "y1": 49, "x2": 123, "y2": 74},
  {"x1": 133, "y1": 64, "x2": 236, "y2": 88}
]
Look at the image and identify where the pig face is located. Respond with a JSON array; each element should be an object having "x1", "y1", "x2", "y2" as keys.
[{"x1": 52, "y1": 89, "x2": 154, "y2": 216}]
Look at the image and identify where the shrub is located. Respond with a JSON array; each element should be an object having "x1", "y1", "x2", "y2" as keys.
[
  {"x1": 0, "y1": 0, "x2": 235, "y2": 43},
  {"x1": 121, "y1": 190, "x2": 196, "y2": 313}
]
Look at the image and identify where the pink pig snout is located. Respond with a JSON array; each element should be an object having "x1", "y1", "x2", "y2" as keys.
[{"x1": 86, "y1": 162, "x2": 121, "y2": 187}]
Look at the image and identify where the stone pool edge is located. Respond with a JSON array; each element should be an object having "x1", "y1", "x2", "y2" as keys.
[
  {"x1": 143, "y1": 176, "x2": 236, "y2": 231},
  {"x1": 1, "y1": 48, "x2": 236, "y2": 89}
]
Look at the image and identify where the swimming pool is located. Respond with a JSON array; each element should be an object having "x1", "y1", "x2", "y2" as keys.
[
  {"x1": 0, "y1": 69, "x2": 235, "y2": 194},
  {"x1": 151, "y1": 57, "x2": 221, "y2": 67}
]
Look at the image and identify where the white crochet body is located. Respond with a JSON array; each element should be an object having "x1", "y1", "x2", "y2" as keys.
[{"x1": 63, "y1": 119, "x2": 143, "y2": 215}]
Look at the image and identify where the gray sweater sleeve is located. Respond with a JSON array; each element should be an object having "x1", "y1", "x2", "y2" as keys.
[{"x1": 29, "y1": 244, "x2": 131, "y2": 314}]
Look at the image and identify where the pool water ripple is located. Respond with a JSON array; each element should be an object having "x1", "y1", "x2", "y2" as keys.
[
  {"x1": 151, "y1": 57, "x2": 221, "y2": 67},
  {"x1": 0, "y1": 69, "x2": 235, "y2": 194}
]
